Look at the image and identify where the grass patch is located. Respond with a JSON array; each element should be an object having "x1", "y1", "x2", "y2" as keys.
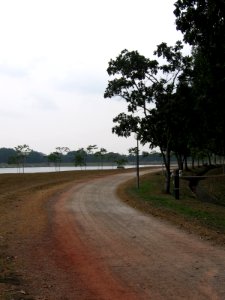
[
  {"x1": 118, "y1": 170, "x2": 225, "y2": 245},
  {"x1": 198, "y1": 167, "x2": 225, "y2": 206}
]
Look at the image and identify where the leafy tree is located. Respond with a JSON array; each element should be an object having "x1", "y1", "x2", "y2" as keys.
[
  {"x1": 104, "y1": 43, "x2": 192, "y2": 193},
  {"x1": 94, "y1": 148, "x2": 107, "y2": 169},
  {"x1": 55, "y1": 147, "x2": 70, "y2": 157},
  {"x1": 14, "y1": 144, "x2": 32, "y2": 173},
  {"x1": 115, "y1": 157, "x2": 127, "y2": 169},
  {"x1": 86, "y1": 145, "x2": 97, "y2": 155},
  {"x1": 174, "y1": 0, "x2": 225, "y2": 157},
  {"x1": 47, "y1": 152, "x2": 61, "y2": 171},
  {"x1": 74, "y1": 148, "x2": 86, "y2": 169},
  {"x1": 55, "y1": 147, "x2": 70, "y2": 171},
  {"x1": 86, "y1": 145, "x2": 98, "y2": 166},
  {"x1": 106, "y1": 152, "x2": 119, "y2": 168}
]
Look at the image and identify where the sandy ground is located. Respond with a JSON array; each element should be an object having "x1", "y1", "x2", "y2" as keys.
[{"x1": 1, "y1": 169, "x2": 225, "y2": 299}]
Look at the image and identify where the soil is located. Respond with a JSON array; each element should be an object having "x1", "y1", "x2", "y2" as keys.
[{"x1": 1, "y1": 169, "x2": 225, "y2": 299}]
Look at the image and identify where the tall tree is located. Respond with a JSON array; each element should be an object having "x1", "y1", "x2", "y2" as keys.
[
  {"x1": 14, "y1": 144, "x2": 32, "y2": 173},
  {"x1": 174, "y1": 0, "x2": 225, "y2": 157},
  {"x1": 95, "y1": 148, "x2": 107, "y2": 169},
  {"x1": 86, "y1": 145, "x2": 97, "y2": 166},
  {"x1": 47, "y1": 152, "x2": 61, "y2": 171},
  {"x1": 104, "y1": 42, "x2": 192, "y2": 193},
  {"x1": 55, "y1": 147, "x2": 70, "y2": 171},
  {"x1": 74, "y1": 148, "x2": 86, "y2": 169}
]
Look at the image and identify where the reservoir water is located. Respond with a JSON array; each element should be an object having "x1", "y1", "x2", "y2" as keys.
[{"x1": 0, "y1": 165, "x2": 161, "y2": 174}]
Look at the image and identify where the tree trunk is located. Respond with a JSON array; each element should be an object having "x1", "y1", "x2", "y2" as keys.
[
  {"x1": 184, "y1": 155, "x2": 188, "y2": 171},
  {"x1": 176, "y1": 153, "x2": 183, "y2": 170},
  {"x1": 207, "y1": 152, "x2": 212, "y2": 166},
  {"x1": 161, "y1": 148, "x2": 171, "y2": 194},
  {"x1": 191, "y1": 156, "x2": 195, "y2": 168}
]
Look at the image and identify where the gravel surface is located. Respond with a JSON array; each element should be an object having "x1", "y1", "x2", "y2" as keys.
[
  {"x1": 51, "y1": 171, "x2": 225, "y2": 299},
  {"x1": 1, "y1": 169, "x2": 225, "y2": 299}
]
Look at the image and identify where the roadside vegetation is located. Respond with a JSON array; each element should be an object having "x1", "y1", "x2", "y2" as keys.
[
  {"x1": 118, "y1": 166, "x2": 225, "y2": 246},
  {"x1": 105, "y1": 0, "x2": 225, "y2": 195}
]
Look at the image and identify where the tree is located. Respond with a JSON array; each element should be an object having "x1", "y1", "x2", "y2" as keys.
[
  {"x1": 86, "y1": 145, "x2": 97, "y2": 155},
  {"x1": 74, "y1": 148, "x2": 86, "y2": 169},
  {"x1": 86, "y1": 145, "x2": 98, "y2": 166},
  {"x1": 106, "y1": 152, "x2": 119, "y2": 169},
  {"x1": 55, "y1": 147, "x2": 70, "y2": 171},
  {"x1": 14, "y1": 144, "x2": 32, "y2": 173},
  {"x1": 47, "y1": 152, "x2": 61, "y2": 171},
  {"x1": 104, "y1": 43, "x2": 192, "y2": 193},
  {"x1": 174, "y1": 0, "x2": 225, "y2": 157},
  {"x1": 94, "y1": 148, "x2": 107, "y2": 169},
  {"x1": 115, "y1": 157, "x2": 127, "y2": 169},
  {"x1": 129, "y1": 143, "x2": 140, "y2": 188}
]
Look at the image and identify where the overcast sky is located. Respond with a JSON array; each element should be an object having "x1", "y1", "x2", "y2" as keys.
[{"x1": 0, "y1": 0, "x2": 183, "y2": 155}]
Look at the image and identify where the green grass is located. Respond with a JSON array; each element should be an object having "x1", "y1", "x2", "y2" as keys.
[
  {"x1": 199, "y1": 167, "x2": 225, "y2": 206},
  {"x1": 126, "y1": 169, "x2": 225, "y2": 232}
]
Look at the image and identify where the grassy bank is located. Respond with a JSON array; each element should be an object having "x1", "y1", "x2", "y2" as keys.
[
  {"x1": 199, "y1": 167, "x2": 225, "y2": 206},
  {"x1": 118, "y1": 167, "x2": 225, "y2": 246}
]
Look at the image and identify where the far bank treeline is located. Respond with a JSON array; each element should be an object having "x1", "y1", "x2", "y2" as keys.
[
  {"x1": 104, "y1": 0, "x2": 225, "y2": 193},
  {"x1": 0, "y1": 146, "x2": 161, "y2": 167}
]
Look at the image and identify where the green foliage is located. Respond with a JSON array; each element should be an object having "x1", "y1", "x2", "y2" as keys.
[
  {"x1": 0, "y1": 147, "x2": 163, "y2": 166},
  {"x1": 115, "y1": 157, "x2": 127, "y2": 168},
  {"x1": 86, "y1": 145, "x2": 97, "y2": 154},
  {"x1": 47, "y1": 151, "x2": 61, "y2": 171},
  {"x1": 14, "y1": 144, "x2": 32, "y2": 173},
  {"x1": 73, "y1": 148, "x2": 86, "y2": 168},
  {"x1": 104, "y1": 42, "x2": 192, "y2": 193},
  {"x1": 94, "y1": 148, "x2": 107, "y2": 168},
  {"x1": 174, "y1": 0, "x2": 225, "y2": 156},
  {"x1": 47, "y1": 152, "x2": 61, "y2": 163}
]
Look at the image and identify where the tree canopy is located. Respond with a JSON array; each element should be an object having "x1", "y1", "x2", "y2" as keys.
[
  {"x1": 104, "y1": 0, "x2": 225, "y2": 192},
  {"x1": 174, "y1": 0, "x2": 225, "y2": 156},
  {"x1": 104, "y1": 42, "x2": 194, "y2": 192}
]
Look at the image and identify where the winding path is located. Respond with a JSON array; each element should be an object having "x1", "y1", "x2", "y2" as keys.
[{"x1": 52, "y1": 170, "x2": 225, "y2": 299}]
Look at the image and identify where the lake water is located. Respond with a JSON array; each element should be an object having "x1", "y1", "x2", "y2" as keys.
[
  {"x1": 0, "y1": 166, "x2": 114, "y2": 174},
  {"x1": 0, "y1": 165, "x2": 161, "y2": 174}
]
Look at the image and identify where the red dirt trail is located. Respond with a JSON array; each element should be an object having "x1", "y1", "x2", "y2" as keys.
[{"x1": 20, "y1": 171, "x2": 225, "y2": 299}]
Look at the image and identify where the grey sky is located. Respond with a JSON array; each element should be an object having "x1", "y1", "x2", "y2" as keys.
[{"x1": 0, "y1": 0, "x2": 183, "y2": 155}]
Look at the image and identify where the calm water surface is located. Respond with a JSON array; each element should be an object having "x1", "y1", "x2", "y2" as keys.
[
  {"x1": 0, "y1": 166, "x2": 116, "y2": 174},
  {"x1": 0, "y1": 165, "x2": 160, "y2": 174}
]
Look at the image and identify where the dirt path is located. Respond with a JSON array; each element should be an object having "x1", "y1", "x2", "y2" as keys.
[
  {"x1": 2, "y1": 170, "x2": 225, "y2": 299},
  {"x1": 47, "y1": 171, "x2": 225, "y2": 299}
]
